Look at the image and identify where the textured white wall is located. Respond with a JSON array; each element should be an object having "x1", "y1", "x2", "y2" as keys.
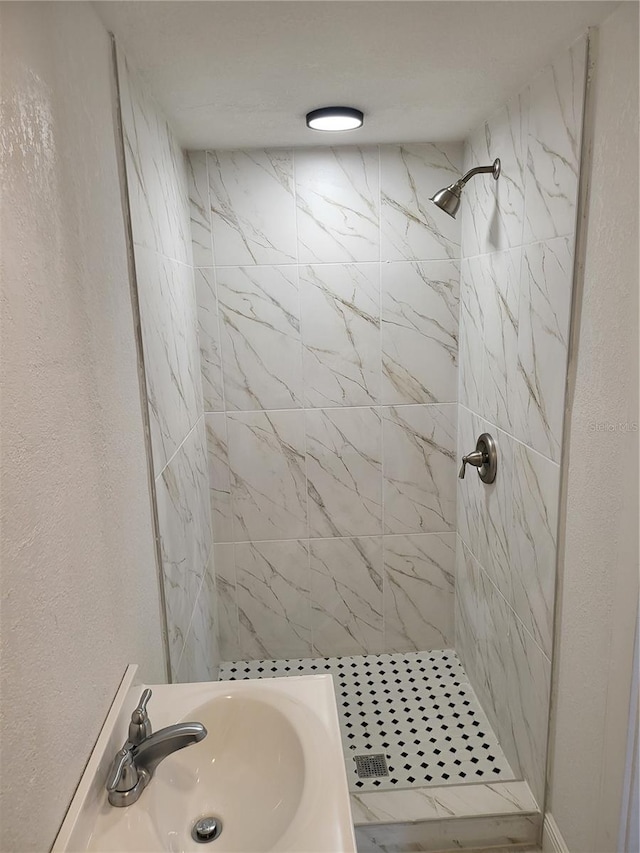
[
  {"x1": 546, "y1": 4, "x2": 639, "y2": 850},
  {"x1": 0, "y1": 4, "x2": 165, "y2": 851}
]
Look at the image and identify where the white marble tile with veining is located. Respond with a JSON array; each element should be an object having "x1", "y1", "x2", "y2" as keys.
[
  {"x1": 135, "y1": 245, "x2": 202, "y2": 476},
  {"x1": 454, "y1": 537, "x2": 483, "y2": 688},
  {"x1": 481, "y1": 249, "x2": 521, "y2": 434},
  {"x1": 383, "y1": 533, "x2": 455, "y2": 652},
  {"x1": 461, "y1": 90, "x2": 529, "y2": 256},
  {"x1": 217, "y1": 265, "x2": 303, "y2": 411},
  {"x1": 310, "y1": 536, "x2": 383, "y2": 657},
  {"x1": 207, "y1": 149, "x2": 297, "y2": 266},
  {"x1": 156, "y1": 418, "x2": 212, "y2": 678},
  {"x1": 383, "y1": 405, "x2": 457, "y2": 535},
  {"x1": 524, "y1": 37, "x2": 586, "y2": 242},
  {"x1": 196, "y1": 268, "x2": 224, "y2": 412},
  {"x1": 458, "y1": 257, "x2": 487, "y2": 415},
  {"x1": 306, "y1": 407, "x2": 382, "y2": 537},
  {"x1": 187, "y1": 151, "x2": 213, "y2": 267},
  {"x1": 380, "y1": 143, "x2": 463, "y2": 262},
  {"x1": 205, "y1": 413, "x2": 233, "y2": 543},
  {"x1": 514, "y1": 237, "x2": 573, "y2": 462},
  {"x1": 228, "y1": 410, "x2": 307, "y2": 542},
  {"x1": 236, "y1": 539, "x2": 311, "y2": 660},
  {"x1": 355, "y1": 813, "x2": 539, "y2": 853},
  {"x1": 455, "y1": 406, "x2": 485, "y2": 562},
  {"x1": 350, "y1": 780, "x2": 539, "y2": 825},
  {"x1": 510, "y1": 442, "x2": 560, "y2": 659},
  {"x1": 381, "y1": 261, "x2": 459, "y2": 405},
  {"x1": 300, "y1": 263, "x2": 381, "y2": 407},
  {"x1": 214, "y1": 543, "x2": 240, "y2": 662},
  {"x1": 118, "y1": 50, "x2": 191, "y2": 265},
  {"x1": 296, "y1": 147, "x2": 380, "y2": 263},
  {"x1": 177, "y1": 566, "x2": 219, "y2": 683}
]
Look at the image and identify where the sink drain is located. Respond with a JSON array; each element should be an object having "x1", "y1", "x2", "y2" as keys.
[{"x1": 191, "y1": 816, "x2": 223, "y2": 844}]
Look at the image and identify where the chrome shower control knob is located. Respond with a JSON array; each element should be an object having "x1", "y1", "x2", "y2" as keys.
[{"x1": 458, "y1": 433, "x2": 497, "y2": 484}]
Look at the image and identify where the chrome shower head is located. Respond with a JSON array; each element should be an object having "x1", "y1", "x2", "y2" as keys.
[{"x1": 430, "y1": 158, "x2": 501, "y2": 219}]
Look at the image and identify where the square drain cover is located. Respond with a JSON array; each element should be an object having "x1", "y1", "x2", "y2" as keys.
[{"x1": 354, "y1": 753, "x2": 389, "y2": 779}]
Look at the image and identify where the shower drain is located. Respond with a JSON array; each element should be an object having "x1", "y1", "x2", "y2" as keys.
[{"x1": 354, "y1": 753, "x2": 389, "y2": 779}]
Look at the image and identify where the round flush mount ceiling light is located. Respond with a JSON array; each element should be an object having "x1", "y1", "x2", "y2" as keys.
[{"x1": 306, "y1": 106, "x2": 364, "y2": 132}]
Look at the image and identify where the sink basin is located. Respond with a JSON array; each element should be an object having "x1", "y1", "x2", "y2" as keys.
[{"x1": 55, "y1": 673, "x2": 355, "y2": 853}]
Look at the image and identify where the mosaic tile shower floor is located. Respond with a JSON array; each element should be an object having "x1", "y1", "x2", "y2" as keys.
[{"x1": 219, "y1": 648, "x2": 516, "y2": 793}]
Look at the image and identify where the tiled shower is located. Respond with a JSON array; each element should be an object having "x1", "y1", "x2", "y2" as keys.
[{"x1": 116, "y1": 23, "x2": 587, "y2": 832}]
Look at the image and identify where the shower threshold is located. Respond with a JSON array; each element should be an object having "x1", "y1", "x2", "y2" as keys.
[{"x1": 219, "y1": 649, "x2": 541, "y2": 851}]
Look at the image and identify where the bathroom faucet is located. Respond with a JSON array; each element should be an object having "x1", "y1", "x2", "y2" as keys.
[{"x1": 106, "y1": 689, "x2": 207, "y2": 807}]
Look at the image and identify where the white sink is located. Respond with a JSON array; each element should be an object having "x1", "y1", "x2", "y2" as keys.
[{"x1": 54, "y1": 671, "x2": 356, "y2": 853}]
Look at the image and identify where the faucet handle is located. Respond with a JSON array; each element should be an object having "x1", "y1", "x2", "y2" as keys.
[
  {"x1": 128, "y1": 688, "x2": 152, "y2": 745},
  {"x1": 107, "y1": 745, "x2": 139, "y2": 794}
]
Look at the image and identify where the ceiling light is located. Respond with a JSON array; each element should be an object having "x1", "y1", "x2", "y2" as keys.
[{"x1": 306, "y1": 107, "x2": 364, "y2": 132}]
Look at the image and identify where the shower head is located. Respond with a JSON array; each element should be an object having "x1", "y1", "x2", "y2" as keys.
[{"x1": 430, "y1": 158, "x2": 501, "y2": 219}]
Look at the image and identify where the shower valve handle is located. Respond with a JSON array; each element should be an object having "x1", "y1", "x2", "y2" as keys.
[{"x1": 458, "y1": 450, "x2": 486, "y2": 479}]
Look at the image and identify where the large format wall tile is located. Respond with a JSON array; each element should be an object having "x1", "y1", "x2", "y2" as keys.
[
  {"x1": 196, "y1": 268, "x2": 224, "y2": 412},
  {"x1": 383, "y1": 405, "x2": 456, "y2": 535},
  {"x1": 300, "y1": 263, "x2": 381, "y2": 407},
  {"x1": 306, "y1": 407, "x2": 382, "y2": 538},
  {"x1": 118, "y1": 51, "x2": 191, "y2": 265},
  {"x1": 380, "y1": 143, "x2": 462, "y2": 261},
  {"x1": 177, "y1": 563, "x2": 219, "y2": 683},
  {"x1": 156, "y1": 418, "x2": 212, "y2": 678},
  {"x1": 207, "y1": 149, "x2": 297, "y2": 266},
  {"x1": 214, "y1": 543, "x2": 240, "y2": 662},
  {"x1": 381, "y1": 261, "x2": 459, "y2": 405},
  {"x1": 458, "y1": 258, "x2": 487, "y2": 415},
  {"x1": 384, "y1": 533, "x2": 455, "y2": 651},
  {"x1": 514, "y1": 237, "x2": 573, "y2": 462},
  {"x1": 205, "y1": 413, "x2": 233, "y2": 543},
  {"x1": 228, "y1": 410, "x2": 307, "y2": 542},
  {"x1": 461, "y1": 91, "x2": 529, "y2": 257},
  {"x1": 296, "y1": 147, "x2": 380, "y2": 263},
  {"x1": 217, "y1": 265, "x2": 303, "y2": 411},
  {"x1": 310, "y1": 536, "x2": 383, "y2": 657},
  {"x1": 187, "y1": 151, "x2": 213, "y2": 267},
  {"x1": 135, "y1": 246, "x2": 202, "y2": 475},
  {"x1": 236, "y1": 540, "x2": 311, "y2": 660},
  {"x1": 524, "y1": 37, "x2": 586, "y2": 243},
  {"x1": 510, "y1": 442, "x2": 560, "y2": 659}
]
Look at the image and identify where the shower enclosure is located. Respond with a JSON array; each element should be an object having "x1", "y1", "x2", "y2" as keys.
[{"x1": 115, "y1": 28, "x2": 588, "y2": 850}]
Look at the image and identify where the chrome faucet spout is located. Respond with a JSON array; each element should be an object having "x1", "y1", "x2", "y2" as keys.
[
  {"x1": 132, "y1": 722, "x2": 207, "y2": 778},
  {"x1": 107, "y1": 690, "x2": 207, "y2": 807}
]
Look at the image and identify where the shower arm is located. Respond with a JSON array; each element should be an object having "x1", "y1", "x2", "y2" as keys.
[{"x1": 454, "y1": 158, "x2": 501, "y2": 190}]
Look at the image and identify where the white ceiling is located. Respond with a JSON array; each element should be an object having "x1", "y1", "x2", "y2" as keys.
[{"x1": 95, "y1": 0, "x2": 616, "y2": 150}]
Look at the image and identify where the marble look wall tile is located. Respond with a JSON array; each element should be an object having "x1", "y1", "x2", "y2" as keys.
[
  {"x1": 205, "y1": 413, "x2": 233, "y2": 543},
  {"x1": 306, "y1": 407, "x2": 382, "y2": 538},
  {"x1": 384, "y1": 533, "x2": 455, "y2": 652},
  {"x1": 310, "y1": 537, "x2": 383, "y2": 657},
  {"x1": 514, "y1": 237, "x2": 573, "y2": 462},
  {"x1": 228, "y1": 410, "x2": 307, "y2": 541},
  {"x1": 458, "y1": 257, "x2": 487, "y2": 414},
  {"x1": 207, "y1": 149, "x2": 297, "y2": 265},
  {"x1": 510, "y1": 442, "x2": 560, "y2": 658},
  {"x1": 381, "y1": 261, "x2": 459, "y2": 405},
  {"x1": 236, "y1": 540, "x2": 311, "y2": 660},
  {"x1": 380, "y1": 143, "x2": 462, "y2": 262},
  {"x1": 454, "y1": 537, "x2": 482, "y2": 687},
  {"x1": 455, "y1": 405, "x2": 485, "y2": 562},
  {"x1": 300, "y1": 263, "x2": 381, "y2": 407},
  {"x1": 481, "y1": 249, "x2": 521, "y2": 434},
  {"x1": 135, "y1": 245, "x2": 202, "y2": 477},
  {"x1": 383, "y1": 405, "x2": 456, "y2": 535},
  {"x1": 461, "y1": 91, "x2": 529, "y2": 256},
  {"x1": 524, "y1": 37, "x2": 586, "y2": 243},
  {"x1": 217, "y1": 265, "x2": 303, "y2": 411},
  {"x1": 296, "y1": 147, "x2": 380, "y2": 263},
  {"x1": 187, "y1": 151, "x2": 213, "y2": 267},
  {"x1": 214, "y1": 543, "x2": 240, "y2": 662},
  {"x1": 156, "y1": 417, "x2": 212, "y2": 678},
  {"x1": 196, "y1": 268, "x2": 224, "y2": 412},
  {"x1": 118, "y1": 51, "x2": 191, "y2": 265},
  {"x1": 177, "y1": 566, "x2": 219, "y2": 683}
]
